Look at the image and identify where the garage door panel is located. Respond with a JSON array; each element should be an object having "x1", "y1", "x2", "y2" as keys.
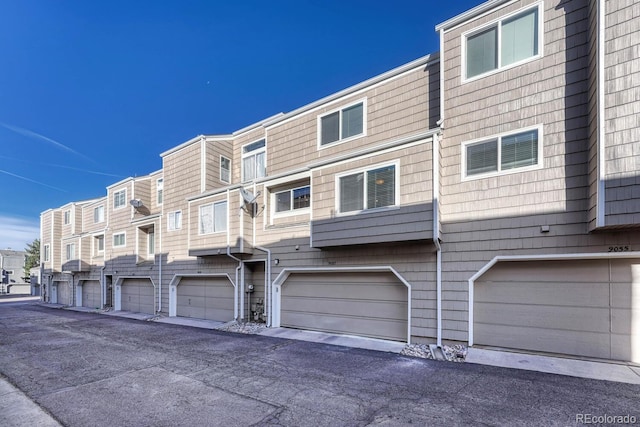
[
  {"x1": 475, "y1": 259, "x2": 639, "y2": 363},
  {"x1": 480, "y1": 260, "x2": 609, "y2": 282},
  {"x1": 284, "y1": 283, "x2": 406, "y2": 302},
  {"x1": 55, "y1": 282, "x2": 70, "y2": 305},
  {"x1": 475, "y1": 302, "x2": 611, "y2": 332},
  {"x1": 280, "y1": 272, "x2": 408, "y2": 342},
  {"x1": 176, "y1": 277, "x2": 234, "y2": 322},
  {"x1": 475, "y1": 281, "x2": 609, "y2": 307},
  {"x1": 120, "y1": 279, "x2": 154, "y2": 314},
  {"x1": 282, "y1": 296, "x2": 407, "y2": 320},
  {"x1": 82, "y1": 280, "x2": 101, "y2": 308},
  {"x1": 476, "y1": 324, "x2": 612, "y2": 360},
  {"x1": 611, "y1": 307, "x2": 639, "y2": 334},
  {"x1": 282, "y1": 311, "x2": 406, "y2": 341}
]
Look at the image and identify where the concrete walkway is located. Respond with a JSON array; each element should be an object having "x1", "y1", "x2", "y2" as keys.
[
  {"x1": 466, "y1": 348, "x2": 640, "y2": 385},
  {"x1": 0, "y1": 377, "x2": 61, "y2": 427}
]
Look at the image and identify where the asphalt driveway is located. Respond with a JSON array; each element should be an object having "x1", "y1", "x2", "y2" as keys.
[{"x1": 0, "y1": 302, "x2": 638, "y2": 426}]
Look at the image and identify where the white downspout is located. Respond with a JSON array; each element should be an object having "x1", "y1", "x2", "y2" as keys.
[
  {"x1": 596, "y1": 0, "x2": 606, "y2": 227},
  {"x1": 226, "y1": 246, "x2": 242, "y2": 321},
  {"x1": 433, "y1": 132, "x2": 442, "y2": 348},
  {"x1": 158, "y1": 214, "x2": 162, "y2": 313}
]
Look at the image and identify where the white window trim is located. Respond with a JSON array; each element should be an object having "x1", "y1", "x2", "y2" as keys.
[
  {"x1": 461, "y1": 124, "x2": 543, "y2": 181},
  {"x1": 63, "y1": 210, "x2": 71, "y2": 225},
  {"x1": 94, "y1": 205, "x2": 105, "y2": 223},
  {"x1": 167, "y1": 211, "x2": 182, "y2": 231},
  {"x1": 220, "y1": 155, "x2": 231, "y2": 184},
  {"x1": 334, "y1": 160, "x2": 400, "y2": 216},
  {"x1": 241, "y1": 139, "x2": 267, "y2": 183},
  {"x1": 113, "y1": 232, "x2": 126, "y2": 248},
  {"x1": 147, "y1": 231, "x2": 155, "y2": 258},
  {"x1": 317, "y1": 98, "x2": 368, "y2": 150},
  {"x1": 461, "y1": 2, "x2": 544, "y2": 83},
  {"x1": 65, "y1": 243, "x2": 75, "y2": 261},
  {"x1": 113, "y1": 188, "x2": 127, "y2": 210},
  {"x1": 93, "y1": 234, "x2": 105, "y2": 256},
  {"x1": 156, "y1": 178, "x2": 164, "y2": 205},
  {"x1": 43, "y1": 244, "x2": 50, "y2": 262},
  {"x1": 198, "y1": 201, "x2": 228, "y2": 235},
  {"x1": 272, "y1": 185, "x2": 311, "y2": 219}
]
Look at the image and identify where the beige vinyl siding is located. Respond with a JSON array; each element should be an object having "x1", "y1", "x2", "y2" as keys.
[
  {"x1": 603, "y1": 0, "x2": 640, "y2": 226},
  {"x1": 311, "y1": 142, "x2": 433, "y2": 247},
  {"x1": 266, "y1": 63, "x2": 438, "y2": 177},
  {"x1": 204, "y1": 139, "x2": 233, "y2": 190},
  {"x1": 150, "y1": 171, "x2": 164, "y2": 213},
  {"x1": 162, "y1": 143, "x2": 201, "y2": 262},
  {"x1": 188, "y1": 194, "x2": 229, "y2": 252},
  {"x1": 41, "y1": 212, "x2": 55, "y2": 270},
  {"x1": 437, "y1": 0, "x2": 640, "y2": 342},
  {"x1": 131, "y1": 177, "x2": 152, "y2": 220}
]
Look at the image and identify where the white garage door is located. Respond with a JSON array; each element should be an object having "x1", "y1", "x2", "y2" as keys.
[
  {"x1": 280, "y1": 272, "x2": 408, "y2": 342},
  {"x1": 81, "y1": 280, "x2": 101, "y2": 309},
  {"x1": 176, "y1": 277, "x2": 234, "y2": 322},
  {"x1": 474, "y1": 259, "x2": 639, "y2": 362},
  {"x1": 54, "y1": 281, "x2": 70, "y2": 305},
  {"x1": 121, "y1": 279, "x2": 155, "y2": 314}
]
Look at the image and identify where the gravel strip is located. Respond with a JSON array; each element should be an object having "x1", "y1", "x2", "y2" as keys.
[{"x1": 217, "y1": 321, "x2": 267, "y2": 334}]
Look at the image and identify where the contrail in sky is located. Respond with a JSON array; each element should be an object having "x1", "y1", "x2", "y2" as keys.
[
  {"x1": 0, "y1": 155, "x2": 122, "y2": 178},
  {"x1": 0, "y1": 122, "x2": 97, "y2": 164},
  {"x1": 0, "y1": 169, "x2": 67, "y2": 192}
]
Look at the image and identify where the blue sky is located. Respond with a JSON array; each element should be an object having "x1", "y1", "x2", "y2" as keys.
[{"x1": 0, "y1": 0, "x2": 481, "y2": 250}]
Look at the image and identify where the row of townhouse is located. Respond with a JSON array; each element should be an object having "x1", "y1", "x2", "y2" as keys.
[{"x1": 40, "y1": 0, "x2": 639, "y2": 363}]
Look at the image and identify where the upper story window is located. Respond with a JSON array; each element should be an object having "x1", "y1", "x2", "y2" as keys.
[
  {"x1": 464, "y1": 5, "x2": 541, "y2": 80},
  {"x1": 242, "y1": 140, "x2": 266, "y2": 182},
  {"x1": 275, "y1": 186, "x2": 311, "y2": 214},
  {"x1": 463, "y1": 127, "x2": 541, "y2": 179},
  {"x1": 338, "y1": 164, "x2": 397, "y2": 214},
  {"x1": 157, "y1": 179, "x2": 163, "y2": 205},
  {"x1": 319, "y1": 100, "x2": 365, "y2": 147},
  {"x1": 113, "y1": 232, "x2": 126, "y2": 248},
  {"x1": 94, "y1": 235, "x2": 104, "y2": 255},
  {"x1": 220, "y1": 156, "x2": 231, "y2": 183},
  {"x1": 94, "y1": 205, "x2": 104, "y2": 223},
  {"x1": 65, "y1": 243, "x2": 75, "y2": 260},
  {"x1": 43, "y1": 244, "x2": 50, "y2": 262},
  {"x1": 63, "y1": 210, "x2": 71, "y2": 225},
  {"x1": 167, "y1": 211, "x2": 182, "y2": 231},
  {"x1": 114, "y1": 189, "x2": 127, "y2": 209},
  {"x1": 199, "y1": 201, "x2": 227, "y2": 234}
]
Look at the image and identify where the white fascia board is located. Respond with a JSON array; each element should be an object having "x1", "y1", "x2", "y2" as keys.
[
  {"x1": 435, "y1": 0, "x2": 513, "y2": 32},
  {"x1": 232, "y1": 113, "x2": 286, "y2": 137},
  {"x1": 106, "y1": 177, "x2": 135, "y2": 190},
  {"x1": 160, "y1": 134, "x2": 233, "y2": 158}
]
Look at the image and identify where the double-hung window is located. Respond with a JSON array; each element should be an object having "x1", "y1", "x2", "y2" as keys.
[
  {"x1": 113, "y1": 233, "x2": 126, "y2": 247},
  {"x1": 65, "y1": 243, "x2": 75, "y2": 261},
  {"x1": 94, "y1": 205, "x2": 104, "y2": 223},
  {"x1": 43, "y1": 244, "x2": 50, "y2": 262},
  {"x1": 465, "y1": 5, "x2": 540, "y2": 80},
  {"x1": 242, "y1": 140, "x2": 266, "y2": 182},
  {"x1": 275, "y1": 186, "x2": 311, "y2": 213},
  {"x1": 63, "y1": 210, "x2": 71, "y2": 225},
  {"x1": 319, "y1": 101, "x2": 365, "y2": 146},
  {"x1": 220, "y1": 156, "x2": 231, "y2": 183},
  {"x1": 464, "y1": 127, "x2": 541, "y2": 178},
  {"x1": 114, "y1": 189, "x2": 127, "y2": 209},
  {"x1": 156, "y1": 179, "x2": 163, "y2": 205},
  {"x1": 338, "y1": 164, "x2": 397, "y2": 214},
  {"x1": 199, "y1": 201, "x2": 227, "y2": 234},
  {"x1": 167, "y1": 211, "x2": 182, "y2": 231}
]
